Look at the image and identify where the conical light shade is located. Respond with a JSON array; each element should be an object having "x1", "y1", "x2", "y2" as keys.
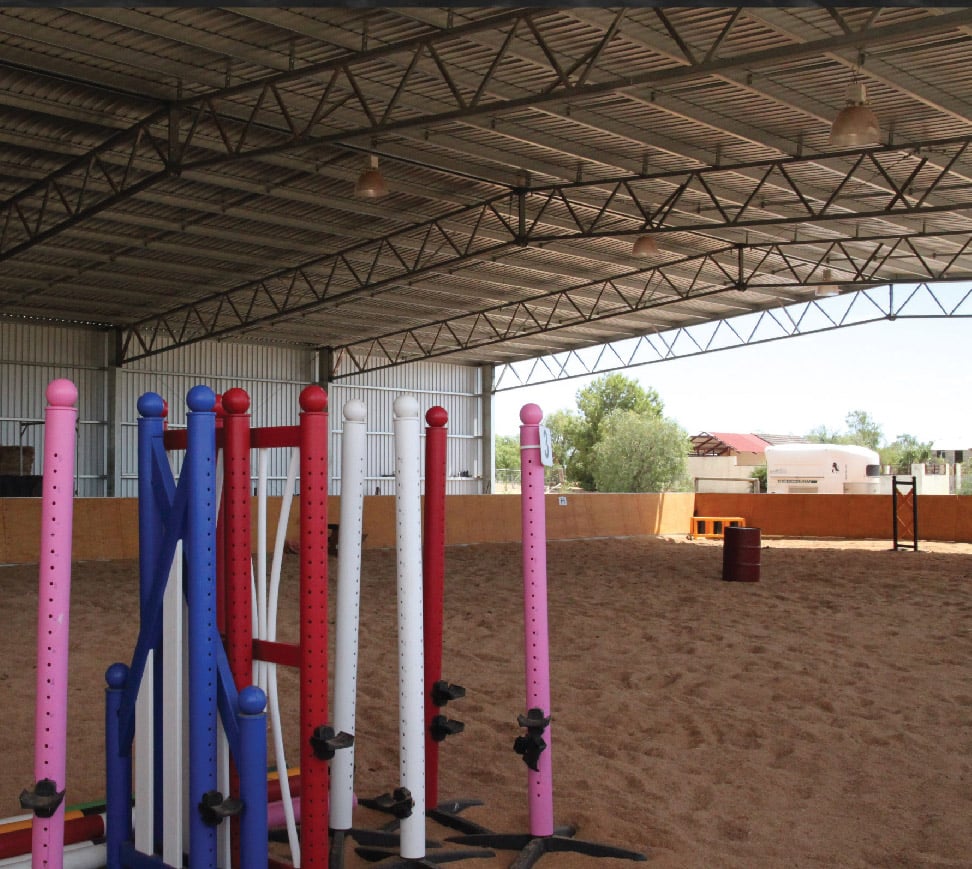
[
  {"x1": 632, "y1": 234, "x2": 660, "y2": 256},
  {"x1": 830, "y1": 80, "x2": 880, "y2": 148},
  {"x1": 814, "y1": 284, "x2": 840, "y2": 298},
  {"x1": 355, "y1": 155, "x2": 388, "y2": 198},
  {"x1": 814, "y1": 267, "x2": 840, "y2": 297}
]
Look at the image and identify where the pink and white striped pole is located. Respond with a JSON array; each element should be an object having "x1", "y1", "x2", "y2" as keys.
[
  {"x1": 518, "y1": 403, "x2": 555, "y2": 837},
  {"x1": 26, "y1": 379, "x2": 79, "y2": 869}
]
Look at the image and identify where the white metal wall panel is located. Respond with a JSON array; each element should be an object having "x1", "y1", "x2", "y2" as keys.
[
  {"x1": 329, "y1": 360, "x2": 484, "y2": 495},
  {"x1": 118, "y1": 341, "x2": 316, "y2": 498},
  {"x1": 0, "y1": 321, "x2": 108, "y2": 496},
  {"x1": 1, "y1": 322, "x2": 487, "y2": 501}
]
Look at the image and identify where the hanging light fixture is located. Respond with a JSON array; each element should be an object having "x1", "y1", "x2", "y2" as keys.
[
  {"x1": 354, "y1": 154, "x2": 388, "y2": 198},
  {"x1": 829, "y1": 78, "x2": 880, "y2": 148},
  {"x1": 632, "y1": 234, "x2": 660, "y2": 257},
  {"x1": 814, "y1": 267, "x2": 840, "y2": 297}
]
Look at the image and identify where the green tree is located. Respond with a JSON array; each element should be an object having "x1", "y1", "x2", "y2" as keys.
[
  {"x1": 494, "y1": 434, "x2": 520, "y2": 470},
  {"x1": 844, "y1": 409, "x2": 883, "y2": 450},
  {"x1": 750, "y1": 465, "x2": 767, "y2": 493},
  {"x1": 591, "y1": 410, "x2": 690, "y2": 493},
  {"x1": 568, "y1": 374, "x2": 664, "y2": 489},
  {"x1": 542, "y1": 408, "x2": 582, "y2": 471},
  {"x1": 959, "y1": 456, "x2": 972, "y2": 495},
  {"x1": 807, "y1": 410, "x2": 882, "y2": 449},
  {"x1": 881, "y1": 433, "x2": 933, "y2": 471},
  {"x1": 806, "y1": 425, "x2": 841, "y2": 444}
]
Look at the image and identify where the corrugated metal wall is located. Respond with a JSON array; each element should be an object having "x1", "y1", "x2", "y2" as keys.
[
  {"x1": 0, "y1": 320, "x2": 108, "y2": 496},
  {"x1": 0, "y1": 321, "x2": 487, "y2": 498},
  {"x1": 120, "y1": 342, "x2": 315, "y2": 497},
  {"x1": 329, "y1": 360, "x2": 485, "y2": 496}
]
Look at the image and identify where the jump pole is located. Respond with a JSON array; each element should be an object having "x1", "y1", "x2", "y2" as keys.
[
  {"x1": 423, "y1": 406, "x2": 449, "y2": 811},
  {"x1": 220, "y1": 388, "x2": 254, "y2": 867},
  {"x1": 448, "y1": 403, "x2": 646, "y2": 866},
  {"x1": 19, "y1": 379, "x2": 79, "y2": 869},
  {"x1": 422, "y1": 405, "x2": 468, "y2": 823},
  {"x1": 185, "y1": 385, "x2": 223, "y2": 869},
  {"x1": 393, "y1": 396, "x2": 427, "y2": 862},
  {"x1": 518, "y1": 403, "x2": 554, "y2": 838},
  {"x1": 354, "y1": 401, "x2": 491, "y2": 867},
  {"x1": 329, "y1": 400, "x2": 368, "y2": 866},
  {"x1": 422, "y1": 408, "x2": 482, "y2": 833},
  {"x1": 298, "y1": 384, "x2": 333, "y2": 868},
  {"x1": 105, "y1": 387, "x2": 269, "y2": 869}
]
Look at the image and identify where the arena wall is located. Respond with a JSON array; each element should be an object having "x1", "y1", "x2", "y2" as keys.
[
  {"x1": 0, "y1": 493, "x2": 694, "y2": 564},
  {"x1": 4, "y1": 492, "x2": 971, "y2": 565},
  {"x1": 694, "y1": 493, "x2": 972, "y2": 541}
]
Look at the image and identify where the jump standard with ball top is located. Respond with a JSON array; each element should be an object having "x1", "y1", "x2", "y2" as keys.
[{"x1": 12, "y1": 381, "x2": 646, "y2": 869}]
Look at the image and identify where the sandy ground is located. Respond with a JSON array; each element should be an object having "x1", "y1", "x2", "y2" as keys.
[{"x1": 2, "y1": 535, "x2": 972, "y2": 868}]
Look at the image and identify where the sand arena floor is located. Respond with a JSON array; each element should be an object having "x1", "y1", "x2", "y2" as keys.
[{"x1": 2, "y1": 535, "x2": 971, "y2": 868}]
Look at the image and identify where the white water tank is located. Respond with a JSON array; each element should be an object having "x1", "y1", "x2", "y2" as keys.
[{"x1": 765, "y1": 443, "x2": 881, "y2": 494}]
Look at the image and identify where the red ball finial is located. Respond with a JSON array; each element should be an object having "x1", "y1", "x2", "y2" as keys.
[
  {"x1": 426, "y1": 405, "x2": 448, "y2": 427},
  {"x1": 300, "y1": 384, "x2": 328, "y2": 413},
  {"x1": 222, "y1": 387, "x2": 249, "y2": 414}
]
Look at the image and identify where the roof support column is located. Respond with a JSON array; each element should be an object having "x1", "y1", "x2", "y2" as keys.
[
  {"x1": 316, "y1": 346, "x2": 334, "y2": 389},
  {"x1": 105, "y1": 328, "x2": 123, "y2": 497},
  {"x1": 480, "y1": 364, "x2": 496, "y2": 495}
]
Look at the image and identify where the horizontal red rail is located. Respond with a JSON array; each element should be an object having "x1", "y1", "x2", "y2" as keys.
[{"x1": 252, "y1": 638, "x2": 301, "y2": 669}]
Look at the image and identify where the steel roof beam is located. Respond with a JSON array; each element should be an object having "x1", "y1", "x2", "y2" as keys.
[
  {"x1": 491, "y1": 282, "x2": 972, "y2": 390},
  {"x1": 5, "y1": 8, "x2": 972, "y2": 263},
  {"x1": 326, "y1": 230, "x2": 972, "y2": 376},
  {"x1": 115, "y1": 134, "x2": 972, "y2": 361}
]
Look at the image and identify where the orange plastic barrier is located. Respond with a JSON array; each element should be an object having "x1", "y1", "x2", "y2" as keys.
[{"x1": 690, "y1": 516, "x2": 745, "y2": 539}]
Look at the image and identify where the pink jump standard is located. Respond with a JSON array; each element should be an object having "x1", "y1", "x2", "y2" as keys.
[
  {"x1": 448, "y1": 403, "x2": 646, "y2": 866},
  {"x1": 517, "y1": 403, "x2": 555, "y2": 836},
  {"x1": 20, "y1": 379, "x2": 79, "y2": 869}
]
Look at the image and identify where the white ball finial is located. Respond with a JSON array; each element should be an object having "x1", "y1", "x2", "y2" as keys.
[
  {"x1": 393, "y1": 394, "x2": 420, "y2": 420},
  {"x1": 343, "y1": 399, "x2": 367, "y2": 422}
]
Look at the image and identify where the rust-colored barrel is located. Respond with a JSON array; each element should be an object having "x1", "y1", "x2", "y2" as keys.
[{"x1": 722, "y1": 526, "x2": 761, "y2": 582}]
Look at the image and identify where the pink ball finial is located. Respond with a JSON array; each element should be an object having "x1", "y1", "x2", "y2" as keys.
[
  {"x1": 426, "y1": 405, "x2": 448, "y2": 428},
  {"x1": 222, "y1": 387, "x2": 250, "y2": 415},
  {"x1": 520, "y1": 403, "x2": 543, "y2": 425},
  {"x1": 300, "y1": 384, "x2": 328, "y2": 413},
  {"x1": 46, "y1": 378, "x2": 78, "y2": 408}
]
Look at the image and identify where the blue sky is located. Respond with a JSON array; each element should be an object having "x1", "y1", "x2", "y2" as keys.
[{"x1": 493, "y1": 316, "x2": 970, "y2": 448}]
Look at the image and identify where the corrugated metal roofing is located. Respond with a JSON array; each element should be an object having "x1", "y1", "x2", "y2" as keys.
[
  {"x1": 691, "y1": 432, "x2": 771, "y2": 455},
  {"x1": 0, "y1": 6, "x2": 970, "y2": 376}
]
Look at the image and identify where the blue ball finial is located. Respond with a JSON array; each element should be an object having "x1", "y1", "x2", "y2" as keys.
[
  {"x1": 239, "y1": 685, "x2": 267, "y2": 715},
  {"x1": 105, "y1": 662, "x2": 129, "y2": 688},
  {"x1": 186, "y1": 385, "x2": 216, "y2": 413},
  {"x1": 137, "y1": 392, "x2": 165, "y2": 419}
]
